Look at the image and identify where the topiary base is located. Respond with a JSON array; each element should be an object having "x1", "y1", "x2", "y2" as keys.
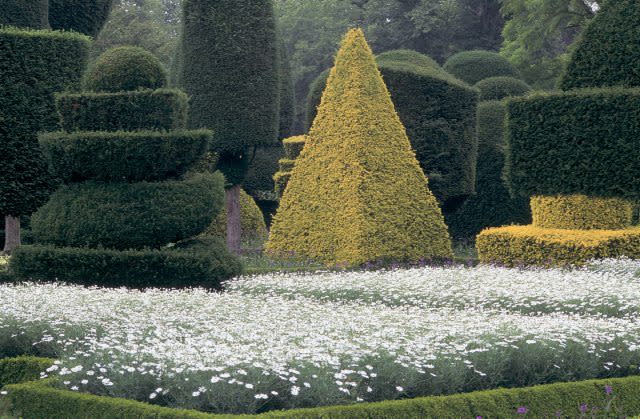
[
  {"x1": 476, "y1": 225, "x2": 640, "y2": 267},
  {"x1": 9, "y1": 240, "x2": 242, "y2": 289}
]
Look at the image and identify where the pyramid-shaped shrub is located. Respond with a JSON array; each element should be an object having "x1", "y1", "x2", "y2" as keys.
[{"x1": 266, "y1": 29, "x2": 453, "y2": 266}]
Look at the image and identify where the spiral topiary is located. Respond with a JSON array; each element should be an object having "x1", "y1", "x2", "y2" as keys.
[{"x1": 83, "y1": 46, "x2": 167, "y2": 93}]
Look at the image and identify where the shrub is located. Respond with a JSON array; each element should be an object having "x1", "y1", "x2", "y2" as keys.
[
  {"x1": 0, "y1": 28, "x2": 90, "y2": 218},
  {"x1": 0, "y1": 0, "x2": 49, "y2": 29},
  {"x1": 40, "y1": 130, "x2": 211, "y2": 183},
  {"x1": 180, "y1": 0, "x2": 279, "y2": 183},
  {"x1": 243, "y1": 145, "x2": 284, "y2": 201},
  {"x1": 4, "y1": 373, "x2": 640, "y2": 418},
  {"x1": 56, "y1": 89, "x2": 188, "y2": 133},
  {"x1": 561, "y1": 0, "x2": 640, "y2": 90},
  {"x1": 447, "y1": 101, "x2": 530, "y2": 240},
  {"x1": 505, "y1": 88, "x2": 640, "y2": 200},
  {"x1": 476, "y1": 225, "x2": 640, "y2": 267},
  {"x1": 267, "y1": 30, "x2": 452, "y2": 266},
  {"x1": 83, "y1": 46, "x2": 168, "y2": 93},
  {"x1": 475, "y1": 76, "x2": 531, "y2": 101},
  {"x1": 204, "y1": 189, "x2": 268, "y2": 242},
  {"x1": 307, "y1": 50, "x2": 478, "y2": 207},
  {"x1": 31, "y1": 172, "x2": 225, "y2": 251},
  {"x1": 443, "y1": 50, "x2": 518, "y2": 85},
  {"x1": 282, "y1": 136, "x2": 307, "y2": 160},
  {"x1": 278, "y1": 36, "x2": 296, "y2": 139},
  {"x1": 0, "y1": 356, "x2": 53, "y2": 388},
  {"x1": 48, "y1": 0, "x2": 113, "y2": 37},
  {"x1": 10, "y1": 240, "x2": 242, "y2": 289},
  {"x1": 531, "y1": 195, "x2": 634, "y2": 230}
]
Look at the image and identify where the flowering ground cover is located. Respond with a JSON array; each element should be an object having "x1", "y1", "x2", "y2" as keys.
[{"x1": 1, "y1": 259, "x2": 640, "y2": 414}]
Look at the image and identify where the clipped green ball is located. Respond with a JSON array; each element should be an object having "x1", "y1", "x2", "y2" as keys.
[
  {"x1": 84, "y1": 46, "x2": 167, "y2": 93},
  {"x1": 475, "y1": 76, "x2": 531, "y2": 101}
]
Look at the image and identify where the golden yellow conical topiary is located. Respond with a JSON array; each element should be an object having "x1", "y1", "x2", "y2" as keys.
[{"x1": 266, "y1": 29, "x2": 453, "y2": 266}]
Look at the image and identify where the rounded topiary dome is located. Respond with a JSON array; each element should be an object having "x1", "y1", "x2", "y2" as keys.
[
  {"x1": 84, "y1": 46, "x2": 167, "y2": 93},
  {"x1": 443, "y1": 50, "x2": 518, "y2": 85},
  {"x1": 475, "y1": 76, "x2": 531, "y2": 101}
]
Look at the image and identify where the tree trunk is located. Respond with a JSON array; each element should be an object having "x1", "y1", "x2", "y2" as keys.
[
  {"x1": 226, "y1": 185, "x2": 242, "y2": 254},
  {"x1": 3, "y1": 216, "x2": 21, "y2": 255}
]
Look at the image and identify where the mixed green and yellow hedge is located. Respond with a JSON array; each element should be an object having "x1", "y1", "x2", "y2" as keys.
[
  {"x1": 476, "y1": 226, "x2": 640, "y2": 267},
  {"x1": 267, "y1": 30, "x2": 452, "y2": 266},
  {"x1": 3, "y1": 356, "x2": 640, "y2": 418}
]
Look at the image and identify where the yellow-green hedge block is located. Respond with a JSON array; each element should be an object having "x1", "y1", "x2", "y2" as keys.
[
  {"x1": 204, "y1": 188, "x2": 267, "y2": 241},
  {"x1": 531, "y1": 195, "x2": 633, "y2": 230},
  {"x1": 477, "y1": 225, "x2": 640, "y2": 267},
  {"x1": 266, "y1": 29, "x2": 453, "y2": 266},
  {"x1": 282, "y1": 135, "x2": 307, "y2": 160}
]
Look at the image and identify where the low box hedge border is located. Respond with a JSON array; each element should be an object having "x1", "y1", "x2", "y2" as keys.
[{"x1": 2, "y1": 357, "x2": 640, "y2": 418}]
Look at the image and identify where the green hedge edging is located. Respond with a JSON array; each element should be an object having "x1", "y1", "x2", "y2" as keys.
[
  {"x1": 0, "y1": 356, "x2": 53, "y2": 388},
  {"x1": 3, "y1": 371, "x2": 640, "y2": 418}
]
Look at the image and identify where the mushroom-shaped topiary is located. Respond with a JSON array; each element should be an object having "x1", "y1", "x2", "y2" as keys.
[
  {"x1": 84, "y1": 46, "x2": 167, "y2": 93},
  {"x1": 475, "y1": 76, "x2": 531, "y2": 101},
  {"x1": 443, "y1": 50, "x2": 518, "y2": 85}
]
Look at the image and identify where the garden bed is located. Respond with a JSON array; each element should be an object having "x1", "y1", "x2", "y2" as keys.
[{"x1": 0, "y1": 259, "x2": 640, "y2": 415}]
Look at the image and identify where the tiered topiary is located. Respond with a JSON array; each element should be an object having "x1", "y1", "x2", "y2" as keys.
[
  {"x1": 477, "y1": 0, "x2": 640, "y2": 267},
  {"x1": 446, "y1": 101, "x2": 531, "y2": 240},
  {"x1": 266, "y1": 29, "x2": 453, "y2": 266},
  {"x1": 273, "y1": 135, "x2": 307, "y2": 198},
  {"x1": 474, "y1": 76, "x2": 531, "y2": 101},
  {"x1": 0, "y1": 3, "x2": 92, "y2": 254},
  {"x1": 443, "y1": 50, "x2": 519, "y2": 85},
  {"x1": 11, "y1": 47, "x2": 242, "y2": 287},
  {"x1": 306, "y1": 49, "x2": 478, "y2": 210}
]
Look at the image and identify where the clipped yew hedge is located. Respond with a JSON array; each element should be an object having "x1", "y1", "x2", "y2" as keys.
[
  {"x1": 56, "y1": 89, "x2": 188, "y2": 133},
  {"x1": 48, "y1": 0, "x2": 113, "y2": 37},
  {"x1": 31, "y1": 173, "x2": 224, "y2": 251},
  {"x1": 475, "y1": 76, "x2": 530, "y2": 101},
  {"x1": 443, "y1": 50, "x2": 518, "y2": 85},
  {"x1": 505, "y1": 88, "x2": 640, "y2": 200},
  {"x1": 40, "y1": 130, "x2": 211, "y2": 183}
]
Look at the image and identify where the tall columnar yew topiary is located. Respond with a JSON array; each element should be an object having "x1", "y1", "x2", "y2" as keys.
[
  {"x1": 180, "y1": 0, "x2": 280, "y2": 253},
  {"x1": 561, "y1": 0, "x2": 640, "y2": 90},
  {"x1": 267, "y1": 29, "x2": 453, "y2": 266},
  {"x1": 306, "y1": 49, "x2": 478, "y2": 210},
  {"x1": 48, "y1": 0, "x2": 114, "y2": 38},
  {"x1": 0, "y1": 1, "x2": 91, "y2": 254},
  {"x1": 19, "y1": 47, "x2": 242, "y2": 287}
]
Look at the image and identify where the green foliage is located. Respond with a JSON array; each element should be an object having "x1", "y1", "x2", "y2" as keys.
[
  {"x1": 49, "y1": 0, "x2": 113, "y2": 37},
  {"x1": 267, "y1": 30, "x2": 452, "y2": 265},
  {"x1": 0, "y1": 356, "x2": 53, "y2": 388},
  {"x1": 443, "y1": 50, "x2": 518, "y2": 85},
  {"x1": 475, "y1": 76, "x2": 531, "y2": 101},
  {"x1": 180, "y1": 0, "x2": 280, "y2": 184},
  {"x1": 243, "y1": 145, "x2": 284, "y2": 200},
  {"x1": 84, "y1": 46, "x2": 168, "y2": 93},
  {"x1": 0, "y1": 0, "x2": 49, "y2": 29},
  {"x1": 561, "y1": 0, "x2": 640, "y2": 90},
  {"x1": 4, "y1": 373, "x2": 640, "y2": 418},
  {"x1": 39, "y1": 130, "x2": 211, "y2": 183},
  {"x1": 0, "y1": 28, "x2": 90, "y2": 217},
  {"x1": 56, "y1": 89, "x2": 188, "y2": 133},
  {"x1": 307, "y1": 49, "x2": 478, "y2": 206},
  {"x1": 31, "y1": 173, "x2": 225, "y2": 251},
  {"x1": 500, "y1": 0, "x2": 596, "y2": 89},
  {"x1": 205, "y1": 189, "x2": 268, "y2": 242},
  {"x1": 10, "y1": 239, "x2": 242, "y2": 289},
  {"x1": 278, "y1": 36, "x2": 296, "y2": 139},
  {"x1": 447, "y1": 101, "x2": 530, "y2": 240},
  {"x1": 505, "y1": 89, "x2": 640, "y2": 199}
]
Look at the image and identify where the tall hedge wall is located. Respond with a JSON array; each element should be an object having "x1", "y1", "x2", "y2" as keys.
[
  {"x1": 505, "y1": 88, "x2": 640, "y2": 200},
  {"x1": 180, "y1": 0, "x2": 280, "y2": 184},
  {"x1": 0, "y1": 28, "x2": 90, "y2": 218},
  {"x1": 0, "y1": 0, "x2": 49, "y2": 29},
  {"x1": 443, "y1": 50, "x2": 518, "y2": 85},
  {"x1": 48, "y1": 0, "x2": 113, "y2": 37},
  {"x1": 267, "y1": 30, "x2": 453, "y2": 266},
  {"x1": 306, "y1": 49, "x2": 478, "y2": 207},
  {"x1": 447, "y1": 101, "x2": 530, "y2": 240},
  {"x1": 561, "y1": 0, "x2": 640, "y2": 90}
]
